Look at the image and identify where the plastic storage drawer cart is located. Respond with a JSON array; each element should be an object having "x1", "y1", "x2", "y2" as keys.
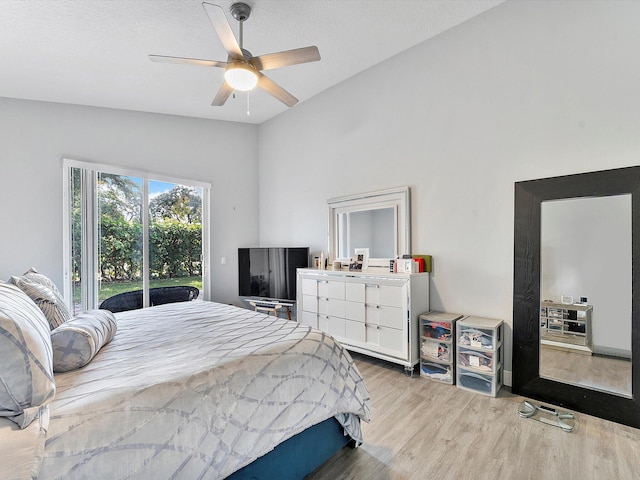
[
  {"x1": 419, "y1": 311, "x2": 463, "y2": 384},
  {"x1": 456, "y1": 316, "x2": 503, "y2": 396}
]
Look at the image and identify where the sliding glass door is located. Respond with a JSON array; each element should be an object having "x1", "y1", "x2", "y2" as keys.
[
  {"x1": 64, "y1": 160, "x2": 210, "y2": 314},
  {"x1": 147, "y1": 180, "x2": 204, "y2": 295},
  {"x1": 97, "y1": 173, "x2": 144, "y2": 310}
]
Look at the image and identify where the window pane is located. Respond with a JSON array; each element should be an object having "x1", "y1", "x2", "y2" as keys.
[
  {"x1": 148, "y1": 181, "x2": 203, "y2": 297},
  {"x1": 70, "y1": 167, "x2": 83, "y2": 315},
  {"x1": 97, "y1": 173, "x2": 144, "y2": 305}
]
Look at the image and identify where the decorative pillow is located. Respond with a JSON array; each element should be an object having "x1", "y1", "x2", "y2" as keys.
[
  {"x1": 0, "y1": 282, "x2": 55, "y2": 429},
  {"x1": 50, "y1": 309, "x2": 117, "y2": 373},
  {"x1": 10, "y1": 268, "x2": 71, "y2": 330}
]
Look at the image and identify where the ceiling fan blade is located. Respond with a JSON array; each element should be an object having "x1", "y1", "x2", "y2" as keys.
[
  {"x1": 149, "y1": 54, "x2": 227, "y2": 68},
  {"x1": 202, "y1": 2, "x2": 243, "y2": 59},
  {"x1": 257, "y1": 72, "x2": 298, "y2": 107},
  {"x1": 251, "y1": 46, "x2": 321, "y2": 71},
  {"x1": 211, "y1": 81, "x2": 234, "y2": 106}
]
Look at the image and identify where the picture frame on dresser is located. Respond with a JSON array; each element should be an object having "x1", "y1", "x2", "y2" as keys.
[{"x1": 353, "y1": 248, "x2": 369, "y2": 271}]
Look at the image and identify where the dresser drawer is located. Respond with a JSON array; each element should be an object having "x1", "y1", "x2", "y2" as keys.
[
  {"x1": 301, "y1": 278, "x2": 318, "y2": 296},
  {"x1": 317, "y1": 279, "x2": 345, "y2": 300},
  {"x1": 345, "y1": 319, "x2": 366, "y2": 343},
  {"x1": 301, "y1": 294, "x2": 318, "y2": 313},
  {"x1": 365, "y1": 283, "x2": 405, "y2": 307},
  {"x1": 345, "y1": 301, "x2": 365, "y2": 322},
  {"x1": 367, "y1": 324, "x2": 406, "y2": 358},
  {"x1": 365, "y1": 304, "x2": 404, "y2": 330},
  {"x1": 299, "y1": 310, "x2": 318, "y2": 329},
  {"x1": 318, "y1": 297, "x2": 345, "y2": 318},
  {"x1": 345, "y1": 282, "x2": 365, "y2": 302},
  {"x1": 318, "y1": 315, "x2": 346, "y2": 339}
]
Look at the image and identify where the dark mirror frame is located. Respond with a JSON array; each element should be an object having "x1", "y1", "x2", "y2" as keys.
[{"x1": 513, "y1": 165, "x2": 640, "y2": 428}]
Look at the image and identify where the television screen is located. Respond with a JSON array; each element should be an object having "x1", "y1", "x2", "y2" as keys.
[{"x1": 238, "y1": 247, "x2": 309, "y2": 301}]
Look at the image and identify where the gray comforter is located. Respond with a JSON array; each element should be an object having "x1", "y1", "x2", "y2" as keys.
[{"x1": 35, "y1": 301, "x2": 371, "y2": 479}]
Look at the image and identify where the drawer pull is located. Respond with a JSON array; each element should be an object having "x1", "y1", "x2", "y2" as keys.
[
  {"x1": 364, "y1": 304, "x2": 380, "y2": 309},
  {"x1": 365, "y1": 284, "x2": 380, "y2": 289}
]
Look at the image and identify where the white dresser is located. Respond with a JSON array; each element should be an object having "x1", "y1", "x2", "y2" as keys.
[{"x1": 297, "y1": 268, "x2": 430, "y2": 371}]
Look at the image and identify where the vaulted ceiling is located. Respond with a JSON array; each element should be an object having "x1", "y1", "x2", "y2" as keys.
[{"x1": 0, "y1": 0, "x2": 505, "y2": 124}]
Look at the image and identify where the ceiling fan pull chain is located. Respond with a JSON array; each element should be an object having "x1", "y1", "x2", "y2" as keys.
[{"x1": 247, "y1": 92, "x2": 251, "y2": 116}]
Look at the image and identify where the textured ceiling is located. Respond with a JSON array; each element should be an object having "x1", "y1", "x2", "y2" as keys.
[{"x1": 0, "y1": 0, "x2": 505, "y2": 124}]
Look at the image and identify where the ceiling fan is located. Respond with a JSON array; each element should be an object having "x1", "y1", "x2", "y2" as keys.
[{"x1": 149, "y1": 2, "x2": 321, "y2": 108}]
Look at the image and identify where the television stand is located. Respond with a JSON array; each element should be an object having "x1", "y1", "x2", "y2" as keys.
[{"x1": 244, "y1": 298, "x2": 295, "y2": 320}]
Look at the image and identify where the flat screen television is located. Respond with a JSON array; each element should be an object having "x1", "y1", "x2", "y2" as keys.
[{"x1": 238, "y1": 247, "x2": 310, "y2": 301}]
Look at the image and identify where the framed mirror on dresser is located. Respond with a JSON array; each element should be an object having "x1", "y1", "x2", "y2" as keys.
[
  {"x1": 512, "y1": 166, "x2": 640, "y2": 428},
  {"x1": 327, "y1": 186, "x2": 410, "y2": 268}
]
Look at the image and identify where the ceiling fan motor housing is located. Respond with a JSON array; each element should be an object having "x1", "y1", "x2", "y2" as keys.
[{"x1": 230, "y1": 3, "x2": 251, "y2": 22}]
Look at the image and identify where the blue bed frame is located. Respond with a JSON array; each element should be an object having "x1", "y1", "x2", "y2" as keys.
[{"x1": 227, "y1": 417, "x2": 355, "y2": 479}]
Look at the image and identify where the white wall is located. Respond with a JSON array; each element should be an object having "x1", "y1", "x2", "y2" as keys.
[
  {"x1": 257, "y1": 1, "x2": 640, "y2": 376},
  {"x1": 0, "y1": 97, "x2": 259, "y2": 305}
]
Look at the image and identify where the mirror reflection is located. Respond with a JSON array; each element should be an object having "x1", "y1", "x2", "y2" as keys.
[
  {"x1": 337, "y1": 207, "x2": 395, "y2": 259},
  {"x1": 540, "y1": 195, "x2": 632, "y2": 397}
]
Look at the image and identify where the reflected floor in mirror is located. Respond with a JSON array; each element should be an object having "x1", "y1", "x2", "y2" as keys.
[{"x1": 540, "y1": 345, "x2": 632, "y2": 397}]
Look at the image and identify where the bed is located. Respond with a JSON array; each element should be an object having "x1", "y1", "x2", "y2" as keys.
[{"x1": 0, "y1": 283, "x2": 371, "y2": 480}]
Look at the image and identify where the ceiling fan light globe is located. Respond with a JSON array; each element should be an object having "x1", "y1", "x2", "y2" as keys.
[{"x1": 224, "y1": 64, "x2": 258, "y2": 91}]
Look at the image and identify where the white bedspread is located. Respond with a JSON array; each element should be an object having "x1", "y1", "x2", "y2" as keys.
[{"x1": 34, "y1": 301, "x2": 371, "y2": 479}]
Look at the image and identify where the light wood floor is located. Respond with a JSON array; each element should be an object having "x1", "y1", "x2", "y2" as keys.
[{"x1": 307, "y1": 353, "x2": 640, "y2": 480}]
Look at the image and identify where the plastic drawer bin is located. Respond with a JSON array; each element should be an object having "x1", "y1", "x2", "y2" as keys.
[
  {"x1": 421, "y1": 361, "x2": 453, "y2": 383},
  {"x1": 421, "y1": 340, "x2": 451, "y2": 362},
  {"x1": 458, "y1": 327, "x2": 499, "y2": 350},
  {"x1": 420, "y1": 312, "x2": 463, "y2": 386},
  {"x1": 421, "y1": 321, "x2": 453, "y2": 340},
  {"x1": 458, "y1": 349, "x2": 498, "y2": 374},
  {"x1": 457, "y1": 370, "x2": 495, "y2": 395}
]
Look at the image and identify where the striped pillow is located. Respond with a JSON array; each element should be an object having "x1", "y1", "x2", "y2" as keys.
[
  {"x1": 51, "y1": 309, "x2": 117, "y2": 372},
  {"x1": 0, "y1": 282, "x2": 55, "y2": 429},
  {"x1": 10, "y1": 268, "x2": 71, "y2": 330}
]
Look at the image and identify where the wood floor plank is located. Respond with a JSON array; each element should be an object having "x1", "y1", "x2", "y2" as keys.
[{"x1": 307, "y1": 353, "x2": 640, "y2": 480}]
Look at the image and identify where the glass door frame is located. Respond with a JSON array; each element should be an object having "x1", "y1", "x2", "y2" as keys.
[{"x1": 62, "y1": 157, "x2": 211, "y2": 311}]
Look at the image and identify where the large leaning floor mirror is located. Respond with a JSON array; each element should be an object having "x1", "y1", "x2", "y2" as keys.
[{"x1": 513, "y1": 166, "x2": 640, "y2": 428}]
